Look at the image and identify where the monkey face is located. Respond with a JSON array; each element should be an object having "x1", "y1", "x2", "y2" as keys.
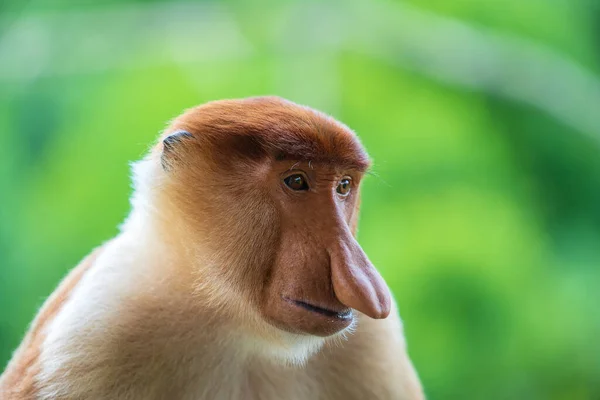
[
  {"x1": 259, "y1": 161, "x2": 390, "y2": 337},
  {"x1": 156, "y1": 97, "x2": 391, "y2": 339}
]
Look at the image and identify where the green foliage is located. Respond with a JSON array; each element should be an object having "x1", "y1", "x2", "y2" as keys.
[{"x1": 1, "y1": 1, "x2": 599, "y2": 398}]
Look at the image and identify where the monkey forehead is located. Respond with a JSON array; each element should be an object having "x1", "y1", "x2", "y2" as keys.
[{"x1": 161, "y1": 97, "x2": 371, "y2": 171}]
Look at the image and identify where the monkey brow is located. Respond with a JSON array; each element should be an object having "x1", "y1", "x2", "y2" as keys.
[
  {"x1": 217, "y1": 124, "x2": 372, "y2": 171},
  {"x1": 276, "y1": 153, "x2": 370, "y2": 173},
  {"x1": 272, "y1": 146, "x2": 370, "y2": 171}
]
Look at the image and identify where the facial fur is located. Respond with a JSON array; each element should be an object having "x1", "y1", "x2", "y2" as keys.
[{"x1": 138, "y1": 96, "x2": 391, "y2": 341}]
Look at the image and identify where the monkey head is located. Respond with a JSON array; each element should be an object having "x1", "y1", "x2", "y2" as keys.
[{"x1": 139, "y1": 97, "x2": 391, "y2": 346}]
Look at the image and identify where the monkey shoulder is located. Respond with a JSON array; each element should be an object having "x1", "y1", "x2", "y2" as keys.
[{"x1": 0, "y1": 244, "x2": 106, "y2": 399}]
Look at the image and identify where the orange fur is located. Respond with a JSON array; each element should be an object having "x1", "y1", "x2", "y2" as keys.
[
  {"x1": 0, "y1": 246, "x2": 104, "y2": 398},
  {"x1": 160, "y1": 96, "x2": 371, "y2": 171}
]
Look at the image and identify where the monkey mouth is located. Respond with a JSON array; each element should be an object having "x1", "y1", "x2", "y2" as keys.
[{"x1": 285, "y1": 298, "x2": 353, "y2": 320}]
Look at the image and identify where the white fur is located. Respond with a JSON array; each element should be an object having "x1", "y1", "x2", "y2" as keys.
[{"x1": 34, "y1": 161, "x2": 337, "y2": 399}]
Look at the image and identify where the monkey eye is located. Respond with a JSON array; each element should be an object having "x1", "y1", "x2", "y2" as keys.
[
  {"x1": 336, "y1": 177, "x2": 352, "y2": 196},
  {"x1": 284, "y1": 174, "x2": 309, "y2": 191}
]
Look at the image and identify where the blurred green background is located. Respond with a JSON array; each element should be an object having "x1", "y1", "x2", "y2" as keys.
[{"x1": 1, "y1": 0, "x2": 600, "y2": 399}]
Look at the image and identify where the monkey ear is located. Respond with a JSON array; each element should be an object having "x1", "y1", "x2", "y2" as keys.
[{"x1": 161, "y1": 130, "x2": 194, "y2": 171}]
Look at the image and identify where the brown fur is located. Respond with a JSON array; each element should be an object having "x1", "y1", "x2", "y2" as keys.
[
  {"x1": 0, "y1": 246, "x2": 104, "y2": 398},
  {"x1": 160, "y1": 96, "x2": 371, "y2": 171}
]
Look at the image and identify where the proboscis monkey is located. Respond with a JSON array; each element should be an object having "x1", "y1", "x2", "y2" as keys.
[{"x1": 0, "y1": 97, "x2": 424, "y2": 400}]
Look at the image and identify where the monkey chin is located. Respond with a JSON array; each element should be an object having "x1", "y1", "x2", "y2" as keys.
[
  {"x1": 248, "y1": 295, "x2": 357, "y2": 366},
  {"x1": 252, "y1": 317, "x2": 356, "y2": 367}
]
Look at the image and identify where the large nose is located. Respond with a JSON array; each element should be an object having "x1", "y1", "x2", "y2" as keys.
[{"x1": 328, "y1": 225, "x2": 391, "y2": 319}]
